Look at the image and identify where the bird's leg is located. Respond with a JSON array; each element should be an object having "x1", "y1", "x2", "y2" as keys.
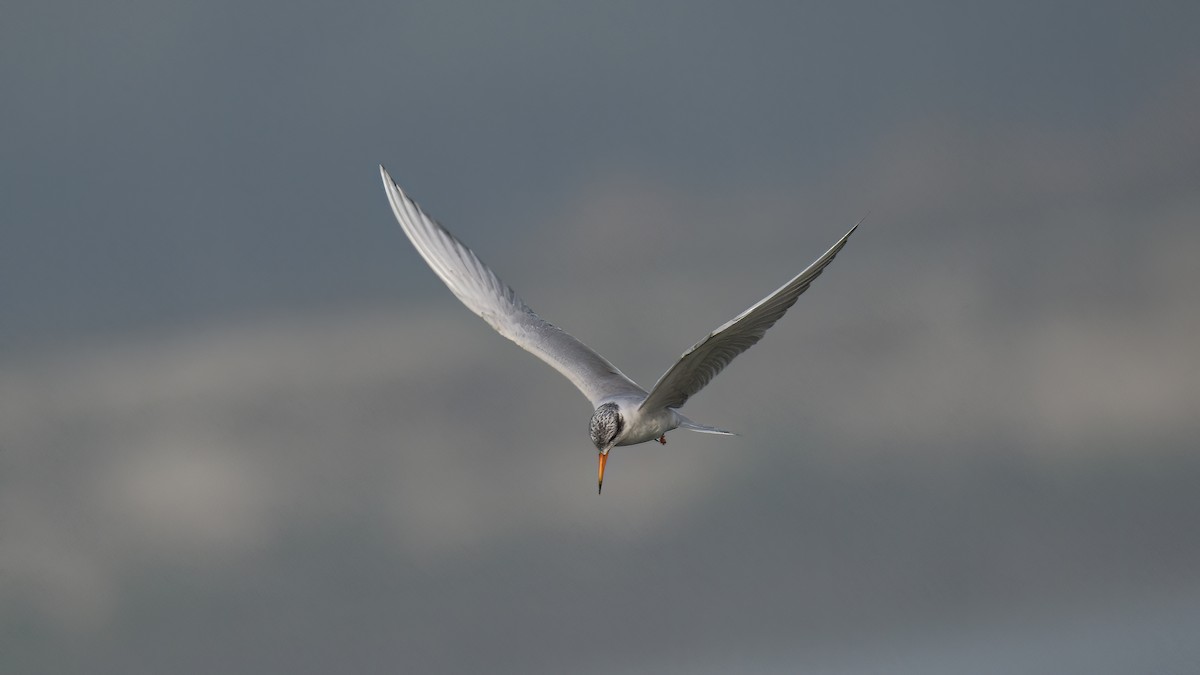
[{"x1": 657, "y1": 434, "x2": 667, "y2": 445}]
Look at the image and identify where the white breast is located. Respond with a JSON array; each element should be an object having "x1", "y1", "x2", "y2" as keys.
[{"x1": 607, "y1": 397, "x2": 681, "y2": 446}]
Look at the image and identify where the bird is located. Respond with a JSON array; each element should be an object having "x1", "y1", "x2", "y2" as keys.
[{"x1": 380, "y1": 165, "x2": 859, "y2": 493}]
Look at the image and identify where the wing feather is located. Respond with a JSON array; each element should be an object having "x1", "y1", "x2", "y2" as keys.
[
  {"x1": 639, "y1": 220, "x2": 861, "y2": 413},
  {"x1": 380, "y1": 166, "x2": 646, "y2": 406}
]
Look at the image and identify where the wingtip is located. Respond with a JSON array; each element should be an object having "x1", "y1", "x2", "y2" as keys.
[
  {"x1": 379, "y1": 164, "x2": 406, "y2": 199},
  {"x1": 847, "y1": 212, "x2": 869, "y2": 237}
]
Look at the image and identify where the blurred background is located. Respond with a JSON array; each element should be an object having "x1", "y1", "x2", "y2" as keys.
[{"x1": 3, "y1": 2, "x2": 1199, "y2": 673}]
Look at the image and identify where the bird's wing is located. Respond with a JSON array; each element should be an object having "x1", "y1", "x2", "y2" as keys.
[
  {"x1": 381, "y1": 166, "x2": 647, "y2": 407},
  {"x1": 639, "y1": 220, "x2": 860, "y2": 413}
]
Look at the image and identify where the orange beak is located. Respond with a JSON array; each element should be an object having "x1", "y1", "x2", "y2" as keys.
[{"x1": 597, "y1": 452, "x2": 608, "y2": 494}]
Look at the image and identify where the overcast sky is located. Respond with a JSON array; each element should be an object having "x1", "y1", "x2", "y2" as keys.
[{"x1": 3, "y1": 2, "x2": 1200, "y2": 673}]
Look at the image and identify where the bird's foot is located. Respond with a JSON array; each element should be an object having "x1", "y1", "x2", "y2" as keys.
[{"x1": 657, "y1": 434, "x2": 667, "y2": 445}]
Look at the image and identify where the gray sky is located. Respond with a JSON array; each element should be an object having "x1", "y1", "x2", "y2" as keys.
[{"x1": 3, "y1": 2, "x2": 1200, "y2": 673}]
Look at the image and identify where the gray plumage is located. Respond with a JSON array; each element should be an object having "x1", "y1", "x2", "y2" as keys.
[
  {"x1": 588, "y1": 402, "x2": 623, "y2": 449},
  {"x1": 380, "y1": 164, "x2": 859, "y2": 454}
]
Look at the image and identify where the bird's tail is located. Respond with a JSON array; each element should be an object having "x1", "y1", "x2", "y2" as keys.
[{"x1": 676, "y1": 413, "x2": 736, "y2": 436}]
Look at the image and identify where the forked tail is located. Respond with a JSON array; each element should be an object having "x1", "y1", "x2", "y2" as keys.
[{"x1": 676, "y1": 413, "x2": 736, "y2": 436}]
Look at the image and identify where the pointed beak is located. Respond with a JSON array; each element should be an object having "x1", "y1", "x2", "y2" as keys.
[{"x1": 597, "y1": 452, "x2": 608, "y2": 494}]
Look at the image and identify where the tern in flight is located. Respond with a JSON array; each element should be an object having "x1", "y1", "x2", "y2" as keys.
[{"x1": 380, "y1": 165, "x2": 859, "y2": 493}]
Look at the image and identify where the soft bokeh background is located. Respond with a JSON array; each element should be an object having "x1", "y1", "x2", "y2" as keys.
[{"x1": 4, "y1": 2, "x2": 1199, "y2": 673}]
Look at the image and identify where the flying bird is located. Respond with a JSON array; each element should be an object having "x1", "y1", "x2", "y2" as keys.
[{"x1": 380, "y1": 165, "x2": 859, "y2": 493}]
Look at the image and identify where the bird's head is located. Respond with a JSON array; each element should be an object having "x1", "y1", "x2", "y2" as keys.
[{"x1": 588, "y1": 402, "x2": 623, "y2": 493}]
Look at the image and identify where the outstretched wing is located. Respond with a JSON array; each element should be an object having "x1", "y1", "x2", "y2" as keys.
[
  {"x1": 639, "y1": 220, "x2": 860, "y2": 413},
  {"x1": 380, "y1": 166, "x2": 647, "y2": 407}
]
